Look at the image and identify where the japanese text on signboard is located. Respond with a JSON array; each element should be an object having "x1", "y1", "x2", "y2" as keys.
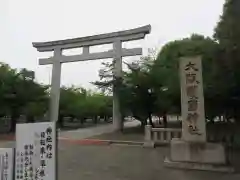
[
  {"x1": 39, "y1": 126, "x2": 53, "y2": 180},
  {"x1": 0, "y1": 152, "x2": 9, "y2": 180},
  {"x1": 16, "y1": 123, "x2": 55, "y2": 180}
]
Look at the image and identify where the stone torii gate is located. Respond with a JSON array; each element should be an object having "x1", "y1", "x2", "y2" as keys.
[{"x1": 32, "y1": 25, "x2": 151, "y2": 131}]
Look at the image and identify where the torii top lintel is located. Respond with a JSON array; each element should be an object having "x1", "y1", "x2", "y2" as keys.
[{"x1": 32, "y1": 25, "x2": 151, "y2": 52}]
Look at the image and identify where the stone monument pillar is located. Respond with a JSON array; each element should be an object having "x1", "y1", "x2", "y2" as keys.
[
  {"x1": 164, "y1": 56, "x2": 234, "y2": 172},
  {"x1": 180, "y1": 56, "x2": 206, "y2": 142}
]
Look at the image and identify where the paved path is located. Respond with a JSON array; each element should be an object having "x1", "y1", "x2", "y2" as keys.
[{"x1": 59, "y1": 120, "x2": 141, "y2": 140}]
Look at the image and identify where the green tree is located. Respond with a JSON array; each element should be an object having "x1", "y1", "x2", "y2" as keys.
[
  {"x1": 151, "y1": 34, "x2": 222, "y2": 122},
  {"x1": 0, "y1": 62, "x2": 48, "y2": 131},
  {"x1": 214, "y1": 0, "x2": 240, "y2": 121},
  {"x1": 93, "y1": 50, "x2": 161, "y2": 127},
  {"x1": 59, "y1": 86, "x2": 112, "y2": 128},
  {"x1": 59, "y1": 86, "x2": 86, "y2": 127},
  {"x1": 0, "y1": 63, "x2": 18, "y2": 117}
]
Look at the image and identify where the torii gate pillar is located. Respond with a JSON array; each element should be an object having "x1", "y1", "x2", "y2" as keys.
[{"x1": 33, "y1": 25, "x2": 151, "y2": 131}]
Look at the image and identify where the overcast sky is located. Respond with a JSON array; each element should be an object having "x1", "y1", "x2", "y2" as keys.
[{"x1": 1, "y1": 0, "x2": 224, "y2": 89}]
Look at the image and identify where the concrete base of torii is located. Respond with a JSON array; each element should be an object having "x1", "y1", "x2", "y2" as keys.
[{"x1": 164, "y1": 138, "x2": 234, "y2": 173}]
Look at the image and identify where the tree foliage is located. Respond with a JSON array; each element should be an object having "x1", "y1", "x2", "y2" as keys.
[
  {"x1": 0, "y1": 63, "x2": 113, "y2": 131},
  {"x1": 214, "y1": 0, "x2": 240, "y2": 121},
  {"x1": 59, "y1": 86, "x2": 112, "y2": 127},
  {"x1": 0, "y1": 63, "x2": 49, "y2": 131},
  {"x1": 153, "y1": 35, "x2": 224, "y2": 119}
]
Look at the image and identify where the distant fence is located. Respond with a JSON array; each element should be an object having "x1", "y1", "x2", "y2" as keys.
[
  {"x1": 0, "y1": 117, "x2": 11, "y2": 133},
  {"x1": 144, "y1": 125, "x2": 240, "y2": 148},
  {"x1": 144, "y1": 125, "x2": 181, "y2": 147},
  {"x1": 0, "y1": 116, "x2": 48, "y2": 133}
]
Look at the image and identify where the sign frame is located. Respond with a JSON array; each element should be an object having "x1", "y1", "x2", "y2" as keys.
[{"x1": 15, "y1": 122, "x2": 56, "y2": 180}]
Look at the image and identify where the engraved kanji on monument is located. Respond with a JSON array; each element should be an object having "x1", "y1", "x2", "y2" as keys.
[{"x1": 179, "y1": 56, "x2": 206, "y2": 142}]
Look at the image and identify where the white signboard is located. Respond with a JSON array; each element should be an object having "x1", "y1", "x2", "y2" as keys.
[
  {"x1": 0, "y1": 148, "x2": 14, "y2": 180},
  {"x1": 179, "y1": 56, "x2": 206, "y2": 142},
  {"x1": 16, "y1": 122, "x2": 56, "y2": 180}
]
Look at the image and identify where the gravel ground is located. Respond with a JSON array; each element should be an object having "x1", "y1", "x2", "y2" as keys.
[
  {"x1": 1, "y1": 140, "x2": 240, "y2": 180},
  {"x1": 57, "y1": 142, "x2": 240, "y2": 180}
]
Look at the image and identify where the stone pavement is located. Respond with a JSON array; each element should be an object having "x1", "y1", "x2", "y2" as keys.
[
  {"x1": 88, "y1": 127, "x2": 144, "y2": 142},
  {"x1": 1, "y1": 141, "x2": 240, "y2": 180},
  {"x1": 59, "y1": 120, "x2": 141, "y2": 140},
  {"x1": 0, "y1": 120, "x2": 141, "y2": 142}
]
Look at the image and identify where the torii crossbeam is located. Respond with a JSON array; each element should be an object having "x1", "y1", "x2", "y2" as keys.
[{"x1": 33, "y1": 25, "x2": 151, "y2": 131}]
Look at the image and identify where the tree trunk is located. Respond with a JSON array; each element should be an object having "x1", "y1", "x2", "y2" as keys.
[
  {"x1": 58, "y1": 115, "x2": 64, "y2": 128},
  {"x1": 148, "y1": 113, "x2": 154, "y2": 127},
  {"x1": 26, "y1": 115, "x2": 34, "y2": 123},
  {"x1": 80, "y1": 117, "x2": 84, "y2": 125},
  {"x1": 10, "y1": 112, "x2": 18, "y2": 132},
  {"x1": 93, "y1": 116, "x2": 98, "y2": 124},
  {"x1": 70, "y1": 116, "x2": 74, "y2": 122},
  {"x1": 141, "y1": 119, "x2": 147, "y2": 129},
  {"x1": 163, "y1": 113, "x2": 167, "y2": 128},
  {"x1": 157, "y1": 116, "x2": 162, "y2": 124},
  {"x1": 104, "y1": 116, "x2": 108, "y2": 122},
  {"x1": 234, "y1": 111, "x2": 240, "y2": 125}
]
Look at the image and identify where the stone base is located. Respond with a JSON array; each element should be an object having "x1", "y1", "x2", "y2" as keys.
[
  {"x1": 164, "y1": 139, "x2": 234, "y2": 172},
  {"x1": 164, "y1": 157, "x2": 234, "y2": 173},
  {"x1": 170, "y1": 138, "x2": 226, "y2": 164},
  {"x1": 143, "y1": 141, "x2": 155, "y2": 148}
]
